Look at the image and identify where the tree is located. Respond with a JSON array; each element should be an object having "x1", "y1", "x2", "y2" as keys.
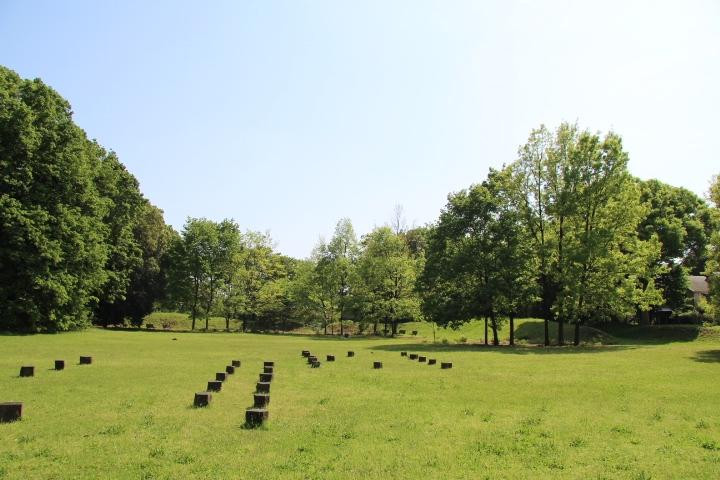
[
  {"x1": 419, "y1": 169, "x2": 537, "y2": 344},
  {"x1": 358, "y1": 226, "x2": 421, "y2": 336},
  {"x1": 637, "y1": 179, "x2": 719, "y2": 313},
  {"x1": 705, "y1": 174, "x2": 720, "y2": 321},
  {"x1": 0, "y1": 66, "x2": 110, "y2": 331}
]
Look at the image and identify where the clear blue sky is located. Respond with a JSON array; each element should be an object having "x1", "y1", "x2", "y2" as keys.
[{"x1": 2, "y1": 1, "x2": 718, "y2": 258}]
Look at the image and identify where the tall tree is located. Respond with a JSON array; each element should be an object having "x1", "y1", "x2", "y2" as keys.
[
  {"x1": 0, "y1": 66, "x2": 109, "y2": 331},
  {"x1": 705, "y1": 174, "x2": 720, "y2": 320}
]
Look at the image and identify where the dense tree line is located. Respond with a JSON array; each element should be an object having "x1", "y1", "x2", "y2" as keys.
[
  {"x1": 2, "y1": 66, "x2": 719, "y2": 337},
  {"x1": 0, "y1": 66, "x2": 171, "y2": 332}
]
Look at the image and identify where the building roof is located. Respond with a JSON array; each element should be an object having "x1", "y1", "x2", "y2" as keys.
[{"x1": 688, "y1": 276, "x2": 709, "y2": 295}]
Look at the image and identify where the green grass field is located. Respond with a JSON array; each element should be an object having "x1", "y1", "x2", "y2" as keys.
[{"x1": 2, "y1": 321, "x2": 720, "y2": 479}]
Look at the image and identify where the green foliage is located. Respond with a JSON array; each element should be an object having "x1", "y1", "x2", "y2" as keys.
[{"x1": 705, "y1": 174, "x2": 720, "y2": 321}]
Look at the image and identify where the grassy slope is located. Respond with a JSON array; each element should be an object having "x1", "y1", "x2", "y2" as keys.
[{"x1": 1, "y1": 329, "x2": 720, "y2": 479}]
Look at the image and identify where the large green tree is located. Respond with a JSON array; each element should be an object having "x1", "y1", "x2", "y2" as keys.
[
  {"x1": 0, "y1": 66, "x2": 110, "y2": 331},
  {"x1": 705, "y1": 174, "x2": 720, "y2": 320}
]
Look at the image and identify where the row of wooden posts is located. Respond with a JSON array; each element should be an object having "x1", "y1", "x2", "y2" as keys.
[
  {"x1": 193, "y1": 359, "x2": 241, "y2": 407},
  {"x1": 246, "y1": 361, "x2": 273, "y2": 427},
  {"x1": 401, "y1": 351, "x2": 453, "y2": 369},
  {"x1": 1, "y1": 355, "x2": 94, "y2": 423}
]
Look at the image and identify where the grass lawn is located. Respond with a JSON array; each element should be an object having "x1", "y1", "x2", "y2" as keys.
[{"x1": 1, "y1": 322, "x2": 720, "y2": 479}]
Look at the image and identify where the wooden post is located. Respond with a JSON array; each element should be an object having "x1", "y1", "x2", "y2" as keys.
[
  {"x1": 19, "y1": 366, "x2": 34, "y2": 377},
  {"x1": 226, "y1": 365, "x2": 235, "y2": 375},
  {"x1": 441, "y1": 362, "x2": 453, "y2": 369},
  {"x1": 54, "y1": 360, "x2": 65, "y2": 371},
  {"x1": 256, "y1": 382, "x2": 271, "y2": 393},
  {"x1": 253, "y1": 393, "x2": 270, "y2": 408},
  {"x1": 307, "y1": 356, "x2": 317, "y2": 364},
  {"x1": 263, "y1": 361, "x2": 274, "y2": 367},
  {"x1": 418, "y1": 356, "x2": 426, "y2": 362},
  {"x1": 79, "y1": 356, "x2": 92, "y2": 365},
  {"x1": 193, "y1": 392, "x2": 212, "y2": 407},
  {"x1": 428, "y1": 359, "x2": 436, "y2": 365},
  {"x1": 207, "y1": 381, "x2": 222, "y2": 392},
  {"x1": 326, "y1": 355, "x2": 335, "y2": 361},
  {"x1": 216, "y1": 372, "x2": 227, "y2": 382},
  {"x1": 0, "y1": 402, "x2": 22, "y2": 423},
  {"x1": 232, "y1": 360, "x2": 241, "y2": 367},
  {"x1": 373, "y1": 361, "x2": 383, "y2": 369},
  {"x1": 347, "y1": 351, "x2": 354, "y2": 357},
  {"x1": 301, "y1": 350, "x2": 310, "y2": 357},
  {"x1": 245, "y1": 408, "x2": 268, "y2": 427},
  {"x1": 311, "y1": 361, "x2": 320, "y2": 368},
  {"x1": 409, "y1": 354, "x2": 418, "y2": 360},
  {"x1": 401, "y1": 351, "x2": 407, "y2": 357},
  {"x1": 263, "y1": 366, "x2": 274, "y2": 374},
  {"x1": 259, "y1": 372, "x2": 273, "y2": 382}
]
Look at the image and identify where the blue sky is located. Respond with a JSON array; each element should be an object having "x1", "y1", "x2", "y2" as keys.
[{"x1": 2, "y1": 1, "x2": 718, "y2": 258}]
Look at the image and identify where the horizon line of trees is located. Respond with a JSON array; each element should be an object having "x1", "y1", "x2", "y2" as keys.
[{"x1": 2, "y1": 65, "x2": 720, "y2": 340}]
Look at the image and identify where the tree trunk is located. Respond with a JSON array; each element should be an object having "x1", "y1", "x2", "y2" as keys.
[
  {"x1": 391, "y1": 320, "x2": 397, "y2": 337},
  {"x1": 544, "y1": 318, "x2": 549, "y2": 346},
  {"x1": 509, "y1": 314, "x2": 515, "y2": 346},
  {"x1": 373, "y1": 319, "x2": 378, "y2": 335},
  {"x1": 225, "y1": 317, "x2": 230, "y2": 331},
  {"x1": 484, "y1": 317, "x2": 488, "y2": 345},
  {"x1": 490, "y1": 313, "x2": 499, "y2": 346},
  {"x1": 639, "y1": 310, "x2": 650, "y2": 326},
  {"x1": 573, "y1": 321, "x2": 581, "y2": 346},
  {"x1": 558, "y1": 316, "x2": 565, "y2": 346}
]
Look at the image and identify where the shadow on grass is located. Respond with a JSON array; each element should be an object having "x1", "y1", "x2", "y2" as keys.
[
  {"x1": 369, "y1": 343, "x2": 637, "y2": 355},
  {"x1": 691, "y1": 350, "x2": 720, "y2": 363}
]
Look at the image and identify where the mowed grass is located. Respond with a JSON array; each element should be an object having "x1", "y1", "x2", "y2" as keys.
[{"x1": 1, "y1": 325, "x2": 720, "y2": 479}]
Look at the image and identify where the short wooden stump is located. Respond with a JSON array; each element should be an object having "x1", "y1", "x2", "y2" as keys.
[
  {"x1": 232, "y1": 360, "x2": 241, "y2": 367},
  {"x1": 409, "y1": 354, "x2": 418, "y2": 360},
  {"x1": 207, "y1": 380, "x2": 222, "y2": 392},
  {"x1": 347, "y1": 351, "x2": 354, "y2": 357},
  {"x1": 0, "y1": 402, "x2": 22, "y2": 423},
  {"x1": 441, "y1": 362, "x2": 453, "y2": 369},
  {"x1": 326, "y1": 355, "x2": 335, "y2": 361},
  {"x1": 311, "y1": 361, "x2": 320, "y2": 368},
  {"x1": 54, "y1": 360, "x2": 65, "y2": 371},
  {"x1": 428, "y1": 359, "x2": 437, "y2": 365},
  {"x1": 216, "y1": 372, "x2": 227, "y2": 382},
  {"x1": 263, "y1": 361, "x2": 274, "y2": 367},
  {"x1": 79, "y1": 356, "x2": 92, "y2": 365},
  {"x1": 260, "y1": 372, "x2": 273, "y2": 382},
  {"x1": 253, "y1": 393, "x2": 270, "y2": 408},
  {"x1": 307, "y1": 356, "x2": 317, "y2": 364},
  {"x1": 245, "y1": 408, "x2": 268, "y2": 427},
  {"x1": 302, "y1": 350, "x2": 310, "y2": 357},
  {"x1": 263, "y1": 366, "x2": 274, "y2": 374},
  {"x1": 19, "y1": 366, "x2": 34, "y2": 377},
  {"x1": 373, "y1": 361, "x2": 383, "y2": 369},
  {"x1": 401, "y1": 351, "x2": 407, "y2": 357},
  {"x1": 256, "y1": 381, "x2": 271, "y2": 393},
  {"x1": 194, "y1": 392, "x2": 212, "y2": 407},
  {"x1": 418, "y1": 356, "x2": 427, "y2": 362},
  {"x1": 226, "y1": 365, "x2": 235, "y2": 375}
]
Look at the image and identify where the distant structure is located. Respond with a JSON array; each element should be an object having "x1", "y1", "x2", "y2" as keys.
[{"x1": 688, "y1": 275, "x2": 709, "y2": 307}]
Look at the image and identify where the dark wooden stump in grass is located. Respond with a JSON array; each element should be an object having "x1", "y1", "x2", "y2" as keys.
[
  {"x1": 256, "y1": 381, "x2": 271, "y2": 393},
  {"x1": 263, "y1": 361, "x2": 274, "y2": 367},
  {"x1": 79, "y1": 356, "x2": 92, "y2": 365},
  {"x1": 263, "y1": 366, "x2": 274, "y2": 374},
  {"x1": 194, "y1": 392, "x2": 212, "y2": 407},
  {"x1": 253, "y1": 393, "x2": 270, "y2": 408},
  {"x1": 441, "y1": 362, "x2": 453, "y2": 369},
  {"x1": 311, "y1": 361, "x2": 320, "y2": 368},
  {"x1": 0, "y1": 402, "x2": 22, "y2": 423},
  {"x1": 216, "y1": 372, "x2": 227, "y2": 382},
  {"x1": 409, "y1": 354, "x2": 418, "y2": 360},
  {"x1": 19, "y1": 366, "x2": 34, "y2": 377},
  {"x1": 260, "y1": 372, "x2": 273, "y2": 382},
  {"x1": 302, "y1": 350, "x2": 310, "y2": 357},
  {"x1": 401, "y1": 351, "x2": 407, "y2": 357},
  {"x1": 207, "y1": 380, "x2": 222, "y2": 392},
  {"x1": 347, "y1": 351, "x2": 354, "y2": 357},
  {"x1": 245, "y1": 408, "x2": 268, "y2": 427},
  {"x1": 412, "y1": 330, "x2": 418, "y2": 336},
  {"x1": 307, "y1": 356, "x2": 317, "y2": 364},
  {"x1": 226, "y1": 365, "x2": 235, "y2": 375},
  {"x1": 418, "y1": 356, "x2": 427, "y2": 362},
  {"x1": 428, "y1": 359, "x2": 437, "y2": 365},
  {"x1": 232, "y1": 360, "x2": 241, "y2": 367},
  {"x1": 326, "y1": 355, "x2": 335, "y2": 361},
  {"x1": 54, "y1": 360, "x2": 65, "y2": 371},
  {"x1": 373, "y1": 361, "x2": 383, "y2": 369}
]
